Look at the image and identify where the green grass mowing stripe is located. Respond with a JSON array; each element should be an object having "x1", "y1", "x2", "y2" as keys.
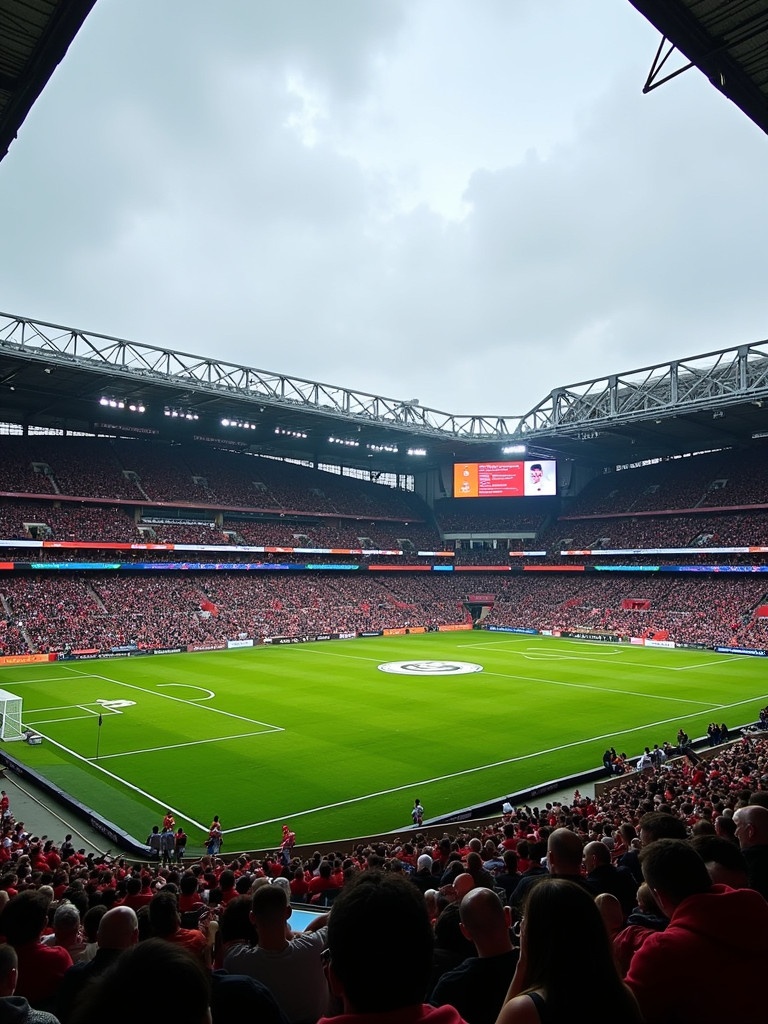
[{"x1": 1, "y1": 635, "x2": 767, "y2": 850}]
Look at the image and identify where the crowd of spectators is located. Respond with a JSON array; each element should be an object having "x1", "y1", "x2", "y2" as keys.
[
  {"x1": 0, "y1": 573, "x2": 478, "y2": 655},
  {"x1": 0, "y1": 726, "x2": 767, "y2": 1022},
  {"x1": 483, "y1": 573, "x2": 768, "y2": 647},
  {"x1": 2, "y1": 440, "x2": 768, "y2": 575},
  {"x1": 0, "y1": 437, "x2": 423, "y2": 520},
  {"x1": 567, "y1": 445, "x2": 768, "y2": 516},
  {"x1": 2, "y1": 567, "x2": 768, "y2": 656},
  {"x1": 545, "y1": 510, "x2": 768, "y2": 551}
]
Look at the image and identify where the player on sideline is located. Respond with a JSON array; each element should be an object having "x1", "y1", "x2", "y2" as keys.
[
  {"x1": 412, "y1": 799, "x2": 424, "y2": 826},
  {"x1": 280, "y1": 824, "x2": 296, "y2": 866}
]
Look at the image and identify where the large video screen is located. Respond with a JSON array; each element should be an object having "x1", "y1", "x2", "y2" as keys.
[{"x1": 453, "y1": 460, "x2": 557, "y2": 497}]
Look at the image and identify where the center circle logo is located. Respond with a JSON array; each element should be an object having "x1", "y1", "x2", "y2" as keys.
[{"x1": 378, "y1": 660, "x2": 484, "y2": 676}]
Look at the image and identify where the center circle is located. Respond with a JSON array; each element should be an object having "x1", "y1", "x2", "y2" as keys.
[{"x1": 377, "y1": 660, "x2": 484, "y2": 675}]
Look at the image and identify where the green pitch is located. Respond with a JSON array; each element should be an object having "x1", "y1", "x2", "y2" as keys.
[{"x1": 1, "y1": 634, "x2": 765, "y2": 854}]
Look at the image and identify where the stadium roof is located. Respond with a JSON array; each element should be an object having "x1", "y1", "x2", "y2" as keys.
[
  {"x1": 2, "y1": 311, "x2": 768, "y2": 473},
  {"x1": 0, "y1": 0, "x2": 96, "y2": 163},
  {"x1": 630, "y1": 0, "x2": 768, "y2": 135},
  {"x1": 1, "y1": 2, "x2": 768, "y2": 474}
]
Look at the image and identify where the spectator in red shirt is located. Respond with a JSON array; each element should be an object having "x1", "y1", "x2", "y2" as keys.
[{"x1": 0, "y1": 890, "x2": 73, "y2": 1010}]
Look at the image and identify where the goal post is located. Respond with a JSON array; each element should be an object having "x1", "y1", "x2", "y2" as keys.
[{"x1": 0, "y1": 689, "x2": 23, "y2": 741}]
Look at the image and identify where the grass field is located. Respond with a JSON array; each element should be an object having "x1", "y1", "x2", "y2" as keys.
[{"x1": 0, "y1": 633, "x2": 766, "y2": 854}]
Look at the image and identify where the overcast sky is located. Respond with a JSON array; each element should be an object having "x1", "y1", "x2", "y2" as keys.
[{"x1": 1, "y1": 0, "x2": 767, "y2": 419}]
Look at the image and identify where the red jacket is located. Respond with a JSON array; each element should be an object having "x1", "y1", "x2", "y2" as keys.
[{"x1": 625, "y1": 884, "x2": 768, "y2": 1023}]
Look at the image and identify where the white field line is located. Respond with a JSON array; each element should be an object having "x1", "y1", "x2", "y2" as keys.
[
  {"x1": 233, "y1": 687, "x2": 768, "y2": 834},
  {"x1": 302, "y1": 645, "x2": 717, "y2": 707},
  {"x1": 8, "y1": 653, "x2": 768, "y2": 839},
  {"x1": 458, "y1": 640, "x2": 755, "y2": 673},
  {"x1": 14, "y1": 666, "x2": 285, "y2": 831}
]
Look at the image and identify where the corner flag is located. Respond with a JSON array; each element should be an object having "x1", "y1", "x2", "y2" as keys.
[{"x1": 98, "y1": 714, "x2": 103, "y2": 727}]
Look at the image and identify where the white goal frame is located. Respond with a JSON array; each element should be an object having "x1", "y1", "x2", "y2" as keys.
[{"x1": 0, "y1": 689, "x2": 23, "y2": 741}]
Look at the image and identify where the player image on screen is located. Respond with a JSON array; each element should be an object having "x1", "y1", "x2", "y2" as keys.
[
  {"x1": 453, "y1": 460, "x2": 557, "y2": 497},
  {"x1": 524, "y1": 460, "x2": 557, "y2": 495}
]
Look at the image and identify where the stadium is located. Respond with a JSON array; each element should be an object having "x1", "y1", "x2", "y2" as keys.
[
  {"x1": 3, "y1": 10, "x2": 768, "y2": 1024},
  {"x1": 1, "y1": 1, "x2": 768, "y2": 871}
]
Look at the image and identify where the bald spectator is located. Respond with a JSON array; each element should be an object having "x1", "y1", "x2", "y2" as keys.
[
  {"x1": 510, "y1": 828, "x2": 590, "y2": 912},
  {"x1": 54, "y1": 905, "x2": 139, "y2": 1023},
  {"x1": 583, "y1": 841, "x2": 637, "y2": 918},
  {"x1": 733, "y1": 803, "x2": 768, "y2": 898},
  {"x1": 625, "y1": 839, "x2": 768, "y2": 1022},
  {"x1": 453, "y1": 875, "x2": 477, "y2": 901},
  {"x1": 429, "y1": 887, "x2": 517, "y2": 1024}
]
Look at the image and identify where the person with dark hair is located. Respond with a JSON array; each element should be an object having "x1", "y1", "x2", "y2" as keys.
[
  {"x1": 494, "y1": 851, "x2": 521, "y2": 903},
  {"x1": 412, "y1": 800, "x2": 425, "y2": 827},
  {"x1": 464, "y1": 853, "x2": 495, "y2": 892},
  {"x1": 617, "y1": 810, "x2": 688, "y2": 886},
  {"x1": 174, "y1": 826, "x2": 188, "y2": 863},
  {"x1": 213, "y1": 895, "x2": 257, "y2": 968},
  {"x1": 429, "y1": 901, "x2": 476, "y2": 993},
  {"x1": 625, "y1": 839, "x2": 768, "y2": 1022},
  {"x1": 430, "y1": 887, "x2": 517, "y2": 1024},
  {"x1": 319, "y1": 871, "x2": 468, "y2": 1024},
  {"x1": 0, "y1": 891, "x2": 73, "y2": 1010},
  {"x1": 67, "y1": 939, "x2": 210, "y2": 1024},
  {"x1": 223, "y1": 880, "x2": 330, "y2": 1024},
  {"x1": 279, "y1": 825, "x2": 296, "y2": 867},
  {"x1": 120, "y1": 875, "x2": 153, "y2": 911},
  {"x1": 210, "y1": 969, "x2": 289, "y2": 1024},
  {"x1": 146, "y1": 826, "x2": 162, "y2": 862},
  {"x1": 496, "y1": 878, "x2": 641, "y2": 1023},
  {"x1": 689, "y1": 834, "x2": 749, "y2": 889},
  {"x1": 147, "y1": 890, "x2": 209, "y2": 966}
]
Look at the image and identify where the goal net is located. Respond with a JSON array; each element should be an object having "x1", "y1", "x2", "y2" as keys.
[{"x1": 0, "y1": 689, "x2": 23, "y2": 741}]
